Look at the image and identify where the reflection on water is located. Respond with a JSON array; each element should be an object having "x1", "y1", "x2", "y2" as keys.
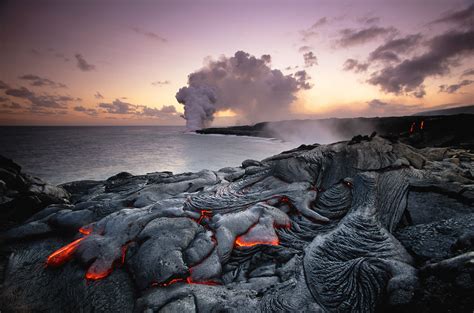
[{"x1": 0, "y1": 126, "x2": 294, "y2": 185}]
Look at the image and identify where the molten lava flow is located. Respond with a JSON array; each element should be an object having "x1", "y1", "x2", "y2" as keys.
[
  {"x1": 158, "y1": 277, "x2": 186, "y2": 287},
  {"x1": 235, "y1": 237, "x2": 279, "y2": 247},
  {"x1": 420, "y1": 120, "x2": 425, "y2": 130},
  {"x1": 235, "y1": 236, "x2": 279, "y2": 247},
  {"x1": 78, "y1": 226, "x2": 92, "y2": 235},
  {"x1": 85, "y1": 268, "x2": 113, "y2": 281},
  {"x1": 46, "y1": 237, "x2": 86, "y2": 267},
  {"x1": 197, "y1": 209, "x2": 213, "y2": 224},
  {"x1": 186, "y1": 274, "x2": 220, "y2": 286},
  {"x1": 409, "y1": 122, "x2": 416, "y2": 134},
  {"x1": 120, "y1": 243, "x2": 130, "y2": 265},
  {"x1": 280, "y1": 196, "x2": 290, "y2": 203}
]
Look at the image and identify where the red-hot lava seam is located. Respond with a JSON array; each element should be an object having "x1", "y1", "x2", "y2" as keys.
[
  {"x1": 78, "y1": 226, "x2": 92, "y2": 235},
  {"x1": 46, "y1": 227, "x2": 132, "y2": 281},
  {"x1": 409, "y1": 122, "x2": 416, "y2": 134},
  {"x1": 234, "y1": 223, "x2": 280, "y2": 247},
  {"x1": 85, "y1": 267, "x2": 113, "y2": 281},
  {"x1": 196, "y1": 209, "x2": 213, "y2": 224},
  {"x1": 46, "y1": 237, "x2": 87, "y2": 267}
]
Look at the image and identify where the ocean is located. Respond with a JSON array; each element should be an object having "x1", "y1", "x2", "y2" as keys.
[{"x1": 0, "y1": 126, "x2": 294, "y2": 185}]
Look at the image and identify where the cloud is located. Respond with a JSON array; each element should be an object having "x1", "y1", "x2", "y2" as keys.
[
  {"x1": 303, "y1": 51, "x2": 318, "y2": 67},
  {"x1": 74, "y1": 105, "x2": 98, "y2": 116},
  {"x1": 337, "y1": 26, "x2": 397, "y2": 47},
  {"x1": 5, "y1": 86, "x2": 76, "y2": 109},
  {"x1": 1, "y1": 102, "x2": 22, "y2": 109},
  {"x1": 358, "y1": 16, "x2": 381, "y2": 25},
  {"x1": 139, "y1": 104, "x2": 177, "y2": 117},
  {"x1": 300, "y1": 17, "x2": 328, "y2": 41},
  {"x1": 177, "y1": 50, "x2": 312, "y2": 130},
  {"x1": 367, "y1": 98, "x2": 422, "y2": 115},
  {"x1": 18, "y1": 74, "x2": 67, "y2": 88},
  {"x1": 431, "y1": 3, "x2": 474, "y2": 28},
  {"x1": 298, "y1": 46, "x2": 313, "y2": 53},
  {"x1": 0, "y1": 80, "x2": 10, "y2": 89},
  {"x1": 75, "y1": 54, "x2": 96, "y2": 71},
  {"x1": 94, "y1": 92, "x2": 104, "y2": 99},
  {"x1": 368, "y1": 34, "x2": 422, "y2": 63},
  {"x1": 367, "y1": 29, "x2": 474, "y2": 97},
  {"x1": 97, "y1": 99, "x2": 177, "y2": 118},
  {"x1": 343, "y1": 59, "x2": 369, "y2": 73},
  {"x1": 131, "y1": 27, "x2": 167, "y2": 42},
  {"x1": 294, "y1": 70, "x2": 313, "y2": 90},
  {"x1": 461, "y1": 68, "x2": 474, "y2": 77},
  {"x1": 0, "y1": 97, "x2": 8, "y2": 103},
  {"x1": 151, "y1": 80, "x2": 171, "y2": 86},
  {"x1": 439, "y1": 79, "x2": 473, "y2": 93},
  {"x1": 99, "y1": 99, "x2": 135, "y2": 114}
]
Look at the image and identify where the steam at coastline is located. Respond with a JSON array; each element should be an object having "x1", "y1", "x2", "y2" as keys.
[{"x1": 176, "y1": 51, "x2": 312, "y2": 131}]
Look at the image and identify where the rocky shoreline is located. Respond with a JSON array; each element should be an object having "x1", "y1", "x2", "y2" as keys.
[
  {"x1": 197, "y1": 114, "x2": 474, "y2": 150},
  {"x1": 0, "y1": 135, "x2": 473, "y2": 312}
]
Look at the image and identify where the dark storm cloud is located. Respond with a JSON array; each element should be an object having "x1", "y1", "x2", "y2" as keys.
[
  {"x1": 343, "y1": 59, "x2": 368, "y2": 73},
  {"x1": 0, "y1": 80, "x2": 10, "y2": 90},
  {"x1": 131, "y1": 27, "x2": 167, "y2": 42},
  {"x1": 0, "y1": 97, "x2": 8, "y2": 103},
  {"x1": 461, "y1": 68, "x2": 474, "y2": 77},
  {"x1": 300, "y1": 17, "x2": 328, "y2": 41},
  {"x1": 19, "y1": 74, "x2": 67, "y2": 88},
  {"x1": 431, "y1": 3, "x2": 474, "y2": 27},
  {"x1": 94, "y1": 92, "x2": 104, "y2": 99},
  {"x1": 367, "y1": 29, "x2": 474, "y2": 97},
  {"x1": 368, "y1": 34, "x2": 422, "y2": 63},
  {"x1": 5, "y1": 86, "x2": 76, "y2": 109},
  {"x1": 337, "y1": 26, "x2": 397, "y2": 47},
  {"x1": 151, "y1": 80, "x2": 171, "y2": 86},
  {"x1": 74, "y1": 105, "x2": 98, "y2": 116},
  {"x1": 75, "y1": 54, "x2": 96, "y2": 71},
  {"x1": 439, "y1": 80, "x2": 473, "y2": 93},
  {"x1": 98, "y1": 99, "x2": 177, "y2": 118},
  {"x1": 303, "y1": 51, "x2": 318, "y2": 67}
]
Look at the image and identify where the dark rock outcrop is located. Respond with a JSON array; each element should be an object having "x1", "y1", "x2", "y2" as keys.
[{"x1": 0, "y1": 136, "x2": 473, "y2": 312}]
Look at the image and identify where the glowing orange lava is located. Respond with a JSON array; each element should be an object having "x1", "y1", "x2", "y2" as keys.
[
  {"x1": 409, "y1": 122, "x2": 416, "y2": 134},
  {"x1": 85, "y1": 268, "x2": 113, "y2": 281},
  {"x1": 78, "y1": 226, "x2": 92, "y2": 235},
  {"x1": 46, "y1": 237, "x2": 86, "y2": 267},
  {"x1": 234, "y1": 236, "x2": 279, "y2": 247},
  {"x1": 159, "y1": 277, "x2": 186, "y2": 287},
  {"x1": 121, "y1": 243, "x2": 130, "y2": 265},
  {"x1": 420, "y1": 120, "x2": 425, "y2": 130},
  {"x1": 197, "y1": 209, "x2": 213, "y2": 224},
  {"x1": 186, "y1": 276, "x2": 220, "y2": 285}
]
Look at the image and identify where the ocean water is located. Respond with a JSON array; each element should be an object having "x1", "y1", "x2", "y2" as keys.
[{"x1": 0, "y1": 126, "x2": 295, "y2": 185}]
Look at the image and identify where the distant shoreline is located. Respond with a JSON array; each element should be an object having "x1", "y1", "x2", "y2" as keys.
[{"x1": 197, "y1": 114, "x2": 474, "y2": 150}]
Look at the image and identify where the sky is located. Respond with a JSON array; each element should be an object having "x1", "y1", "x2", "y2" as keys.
[{"x1": 0, "y1": 0, "x2": 473, "y2": 126}]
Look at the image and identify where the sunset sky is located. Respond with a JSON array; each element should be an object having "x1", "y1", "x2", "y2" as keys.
[{"x1": 0, "y1": 0, "x2": 473, "y2": 126}]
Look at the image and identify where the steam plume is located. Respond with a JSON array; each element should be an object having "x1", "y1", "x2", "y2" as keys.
[{"x1": 176, "y1": 51, "x2": 311, "y2": 130}]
